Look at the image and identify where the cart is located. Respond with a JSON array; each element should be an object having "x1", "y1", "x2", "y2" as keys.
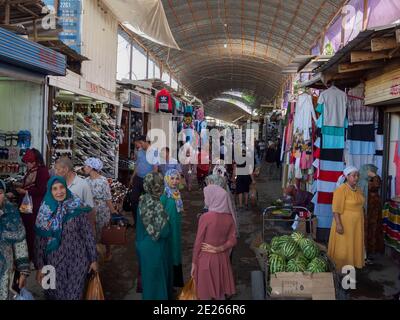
[{"x1": 251, "y1": 206, "x2": 348, "y2": 300}]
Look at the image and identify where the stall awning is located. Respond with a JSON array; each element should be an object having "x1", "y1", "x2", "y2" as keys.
[{"x1": 0, "y1": 27, "x2": 66, "y2": 76}]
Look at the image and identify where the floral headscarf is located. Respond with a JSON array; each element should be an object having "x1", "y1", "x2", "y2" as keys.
[
  {"x1": 139, "y1": 172, "x2": 169, "y2": 241},
  {"x1": 35, "y1": 176, "x2": 91, "y2": 254},
  {"x1": 0, "y1": 180, "x2": 28, "y2": 278},
  {"x1": 84, "y1": 157, "x2": 103, "y2": 171},
  {"x1": 164, "y1": 169, "x2": 183, "y2": 213}
]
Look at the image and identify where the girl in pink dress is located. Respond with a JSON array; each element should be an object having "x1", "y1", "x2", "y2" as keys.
[{"x1": 191, "y1": 184, "x2": 237, "y2": 300}]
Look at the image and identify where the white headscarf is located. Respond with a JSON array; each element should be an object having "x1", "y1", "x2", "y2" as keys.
[
  {"x1": 84, "y1": 157, "x2": 103, "y2": 171},
  {"x1": 336, "y1": 166, "x2": 358, "y2": 188}
]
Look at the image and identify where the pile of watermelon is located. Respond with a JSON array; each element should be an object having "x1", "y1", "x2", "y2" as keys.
[{"x1": 258, "y1": 232, "x2": 328, "y2": 274}]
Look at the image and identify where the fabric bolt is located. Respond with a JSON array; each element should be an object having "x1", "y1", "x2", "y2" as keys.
[
  {"x1": 319, "y1": 160, "x2": 344, "y2": 172},
  {"x1": 345, "y1": 154, "x2": 374, "y2": 171},
  {"x1": 318, "y1": 85, "x2": 347, "y2": 127},
  {"x1": 293, "y1": 93, "x2": 317, "y2": 141},
  {"x1": 394, "y1": 142, "x2": 400, "y2": 197},
  {"x1": 346, "y1": 140, "x2": 375, "y2": 155},
  {"x1": 382, "y1": 201, "x2": 400, "y2": 252},
  {"x1": 375, "y1": 134, "x2": 384, "y2": 152},
  {"x1": 318, "y1": 192, "x2": 334, "y2": 204},
  {"x1": 347, "y1": 98, "x2": 374, "y2": 125},
  {"x1": 318, "y1": 170, "x2": 343, "y2": 183},
  {"x1": 319, "y1": 148, "x2": 343, "y2": 162},
  {"x1": 316, "y1": 180, "x2": 337, "y2": 193},
  {"x1": 347, "y1": 124, "x2": 375, "y2": 141},
  {"x1": 374, "y1": 156, "x2": 383, "y2": 177}
]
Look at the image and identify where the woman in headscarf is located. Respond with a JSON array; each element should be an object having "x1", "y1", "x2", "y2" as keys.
[
  {"x1": 0, "y1": 180, "x2": 30, "y2": 300},
  {"x1": 15, "y1": 148, "x2": 49, "y2": 262},
  {"x1": 359, "y1": 164, "x2": 384, "y2": 259},
  {"x1": 328, "y1": 166, "x2": 365, "y2": 271},
  {"x1": 191, "y1": 184, "x2": 237, "y2": 300},
  {"x1": 34, "y1": 176, "x2": 97, "y2": 300},
  {"x1": 83, "y1": 158, "x2": 118, "y2": 262},
  {"x1": 161, "y1": 169, "x2": 184, "y2": 289},
  {"x1": 136, "y1": 172, "x2": 172, "y2": 300}
]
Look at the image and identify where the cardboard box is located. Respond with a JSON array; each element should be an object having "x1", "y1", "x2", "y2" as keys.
[
  {"x1": 295, "y1": 216, "x2": 318, "y2": 240},
  {"x1": 270, "y1": 272, "x2": 335, "y2": 300}
]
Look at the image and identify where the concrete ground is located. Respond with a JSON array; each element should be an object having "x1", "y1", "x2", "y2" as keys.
[{"x1": 24, "y1": 163, "x2": 400, "y2": 300}]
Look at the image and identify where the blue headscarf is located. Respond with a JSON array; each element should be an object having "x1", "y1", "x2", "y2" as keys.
[
  {"x1": 0, "y1": 180, "x2": 28, "y2": 278},
  {"x1": 164, "y1": 169, "x2": 183, "y2": 213},
  {"x1": 35, "y1": 176, "x2": 91, "y2": 254}
]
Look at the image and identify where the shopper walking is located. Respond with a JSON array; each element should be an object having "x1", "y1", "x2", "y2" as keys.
[
  {"x1": 181, "y1": 146, "x2": 195, "y2": 192},
  {"x1": 191, "y1": 184, "x2": 237, "y2": 300},
  {"x1": 129, "y1": 135, "x2": 159, "y2": 226},
  {"x1": 158, "y1": 147, "x2": 182, "y2": 176},
  {"x1": 15, "y1": 148, "x2": 50, "y2": 263},
  {"x1": 234, "y1": 150, "x2": 255, "y2": 210},
  {"x1": 0, "y1": 180, "x2": 30, "y2": 300},
  {"x1": 161, "y1": 169, "x2": 184, "y2": 289},
  {"x1": 84, "y1": 158, "x2": 118, "y2": 262},
  {"x1": 34, "y1": 176, "x2": 98, "y2": 300},
  {"x1": 136, "y1": 172, "x2": 172, "y2": 300},
  {"x1": 328, "y1": 166, "x2": 365, "y2": 270},
  {"x1": 265, "y1": 141, "x2": 276, "y2": 179}
]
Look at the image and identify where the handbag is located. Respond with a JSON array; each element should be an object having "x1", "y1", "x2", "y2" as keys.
[
  {"x1": 101, "y1": 223, "x2": 127, "y2": 246},
  {"x1": 178, "y1": 277, "x2": 197, "y2": 300},
  {"x1": 122, "y1": 189, "x2": 134, "y2": 212},
  {"x1": 85, "y1": 272, "x2": 105, "y2": 300}
]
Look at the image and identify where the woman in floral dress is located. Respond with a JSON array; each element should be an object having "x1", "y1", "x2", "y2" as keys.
[
  {"x1": 34, "y1": 176, "x2": 97, "y2": 300},
  {"x1": 84, "y1": 158, "x2": 118, "y2": 262},
  {"x1": 0, "y1": 180, "x2": 30, "y2": 300}
]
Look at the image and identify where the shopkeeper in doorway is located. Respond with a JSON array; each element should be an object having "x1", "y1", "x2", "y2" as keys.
[{"x1": 129, "y1": 135, "x2": 159, "y2": 226}]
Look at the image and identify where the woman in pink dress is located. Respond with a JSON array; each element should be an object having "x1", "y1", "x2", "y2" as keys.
[{"x1": 191, "y1": 184, "x2": 237, "y2": 300}]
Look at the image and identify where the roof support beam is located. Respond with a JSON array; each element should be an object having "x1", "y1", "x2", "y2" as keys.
[
  {"x1": 338, "y1": 61, "x2": 384, "y2": 73},
  {"x1": 371, "y1": 37, "x2": 399, "y2": 52},
  {"x1": 350, "y1": 50, "x2": 390, "y2": 63}
]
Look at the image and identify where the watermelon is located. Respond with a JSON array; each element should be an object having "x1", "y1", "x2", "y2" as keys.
[
  {"x1": 299, "y1": 239, "x2": 320, "y2": 260},
  {"x1": 295, "y1": 253, "x2": 309, "y2": 266},
  {"x1": 281, "y1": 240, "x2": 299, "y2": 260},
  {"x1": 271, "y1": 235, "x2": 291, "y2": 251},
  {"x1": 259, "y1": 242, "x2": 270, "y2": 253},
  {"x1": 309, "y1": 257, "x2": 328, "y2": 272},
  {"x1": 291, "y1": 232, "x2": 305, "y2": 243},
  {"x1": 286, "y1": 259, "x2": 307, "y2": 272},
  {"x1": 306, "y1": 260, "x2": 327, "y2": 273},
  {"x1": 269, "y1": 253, "x2": 286, "y2": 274}
]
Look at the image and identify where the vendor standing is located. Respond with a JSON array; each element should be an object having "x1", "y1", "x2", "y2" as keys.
[{"x1": 328, "y1": 166, "x2": 365, "y2": 271}]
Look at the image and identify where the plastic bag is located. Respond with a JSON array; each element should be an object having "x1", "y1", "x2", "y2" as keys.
[
  {"x1": 19, "y1": 193, "x2": 33, "y2": 214},
  {"x1": 178, "y1": 278, "x2": 197, "y2": 300},
  {"x1": 85, "y1": 272, "x2": 105, "y2": 300},
  {"x1": 14, "y1": 288, "x2": 35, "y2": 300}
]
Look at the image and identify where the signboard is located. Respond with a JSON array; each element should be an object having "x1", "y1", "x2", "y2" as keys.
[
  {"x1": 43, "y1": 0, "x2": 82, "y2": 53},
  {"x1": 0, "y1": 27, "x2": 66, "y2": 76},
  {"x1": 129, "y1": 91, "x2": 142, "y2": 109}
]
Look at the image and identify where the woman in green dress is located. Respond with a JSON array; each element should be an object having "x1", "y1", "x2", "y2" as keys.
[
  {"x1": 136, "y1": 172, "x2": 172, "y2": 300},
  {"x1": 161, "y1": 169, "x2": 184, "y2": 288}
]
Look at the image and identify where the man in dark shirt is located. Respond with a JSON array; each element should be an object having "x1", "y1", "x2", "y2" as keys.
[{"x1": 284, "y1": 185, "x2": 314, "y2": 211}]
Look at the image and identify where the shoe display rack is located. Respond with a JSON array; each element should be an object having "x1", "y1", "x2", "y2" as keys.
[
  {"x1": 129, "y1": 112, "x2": 143, "y2": 154},
  {"x1": 50, "y1": 101, "x2": 118, "y2": 178}
]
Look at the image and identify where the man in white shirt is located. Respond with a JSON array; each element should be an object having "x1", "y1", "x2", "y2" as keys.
[
  {"x1": 54, "y1": 157, "x2": 94, "y2": 207},
  {"x1": 54, "y1": 157, "x2": 96, "y2": 230}
]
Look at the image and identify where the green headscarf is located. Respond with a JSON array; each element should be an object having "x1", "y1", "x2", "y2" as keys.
[
  {"x1": 139, "y1": 172, "x2": 169, "y2": 241},
  {"x1": 205, "y1": 174, "x2": 227, "y2": 189},
  {"x1": 35, "y1": 176, "x2": 91, "y2": 254}
]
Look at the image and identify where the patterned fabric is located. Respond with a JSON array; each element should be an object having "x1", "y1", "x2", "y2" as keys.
[
  {"x1": 164, "y1": 169, "x2": 183, "y2": 213},
  {"x1": 382, "y1": 201, "x2": 400, "y2": 253},
  {"x1": 86, "y1": 176, "x2": 112, "y2": 241},
  {"x1": 0, "y1": 201, "x2": 29, "y2": 300},
  {"x1": 35, "y1": 176, "x2": 91, "y2": 254},
  {"x1": 84, "y1": 157, "x2": 103, "y2": 171},
  {"x1": 139, "y1": 172, "x2": 169, "y2": 241},
  {"x1": 23, "y1": 166, "x2": 38, "y2": 189}
]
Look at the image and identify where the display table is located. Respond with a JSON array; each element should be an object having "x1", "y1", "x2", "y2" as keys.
[{"x1": 382, "y1": 201, "x2": 400, "y2": 253}]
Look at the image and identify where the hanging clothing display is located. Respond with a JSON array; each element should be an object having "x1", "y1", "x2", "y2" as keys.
[
  {"x1": 313, "y1": 86, "x2": 347, "y2": 230},
  {"x1": 293, "y1": 93, "x2": 317, "y2": 141},
  {"x1": 155, "y1": 89, "x2": 173, "y2": 113},
  {"x1": 317, "y1": 85, "x2": 347, "y2": 127},
  {"x1": 374, "y1": 109, "x2": 384, "y2": 177}
]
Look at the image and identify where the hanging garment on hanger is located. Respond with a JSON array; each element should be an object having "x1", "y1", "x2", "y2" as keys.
[
  {"x1": 317, "y1": 86, "x2": 347, "y2": 127},
  {"x1": 293, "y1": 93, "x2": 317, "y2": 141}
]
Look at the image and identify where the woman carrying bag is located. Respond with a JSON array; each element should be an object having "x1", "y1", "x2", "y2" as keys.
[{"x1": 34, "y1": 176, "x2": 98, "y2": 300}]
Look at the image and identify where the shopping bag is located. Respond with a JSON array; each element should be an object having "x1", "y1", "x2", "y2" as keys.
[
  {"x1": 85, "y1": 272, "x2": 105, "y2": 300},
  {"x1": 19, "y1": 192, "x2": 33, "y2": 214},
  {"x1": 178, "y1": 278, "x2": 197, "y2": 300},
  {"x1": 101, "y1": 224, "x2": 127, "y2": 245}
]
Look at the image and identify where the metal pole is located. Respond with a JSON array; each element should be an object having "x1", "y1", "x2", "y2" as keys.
[
  {"x1": 146, "y1": 50, "x2": 149, "y2": 79},
  {"x1": 129, "y1": 40, "x2": 133, "y2": 80}
]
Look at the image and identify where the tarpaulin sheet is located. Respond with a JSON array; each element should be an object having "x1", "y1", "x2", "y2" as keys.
[
  {"x1": 367, "y1": 0, "x2": 400, "y2": 28},
  {"x1": 103, "y1": 0, "x2": 180, "y2": 50}
]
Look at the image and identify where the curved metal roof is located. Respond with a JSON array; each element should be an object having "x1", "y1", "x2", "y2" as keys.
[{"x1": 139, "y1": 0, "x2": 345, "y2": 122}]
